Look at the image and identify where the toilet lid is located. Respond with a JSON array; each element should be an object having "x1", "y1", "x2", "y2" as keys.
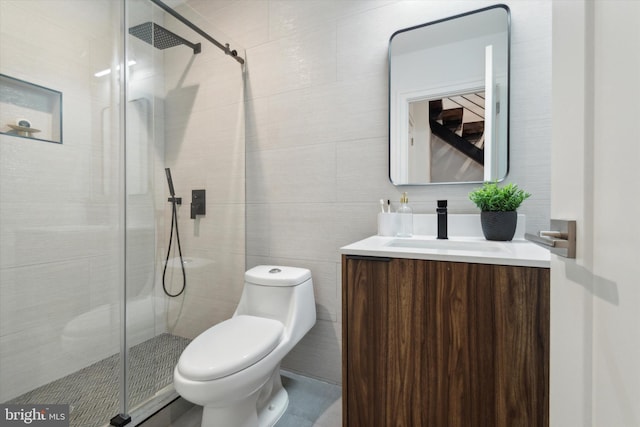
[{"x1": 177, "y1": 315, "x2": 284, "y2": 381}]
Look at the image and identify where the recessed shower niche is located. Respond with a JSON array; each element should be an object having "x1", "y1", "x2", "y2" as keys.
[{"x1": 0, "y1": 73, "x2": 62, "y2": 143}]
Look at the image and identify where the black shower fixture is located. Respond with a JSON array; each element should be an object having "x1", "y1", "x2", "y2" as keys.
[
  {"x1": 129, "y1": 22, "x2": 201, "y2": 54},
  {"x1": 148, "y1": 0, "x2": 244, "y2": 64},
  {"x1": 163, "y1": 168, "x2": 186, "y2": 298}
]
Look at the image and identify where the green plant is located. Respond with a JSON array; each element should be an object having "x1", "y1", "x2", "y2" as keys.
[{"x1": 469, "y1": 181, "x2": 531, "y2": 212}]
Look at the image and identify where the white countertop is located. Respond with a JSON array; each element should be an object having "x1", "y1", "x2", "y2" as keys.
[{"x1": 340, "y1": 235, "x2": 551, "y2": 268}]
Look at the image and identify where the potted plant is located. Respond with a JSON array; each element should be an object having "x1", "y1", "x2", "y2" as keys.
[{"x1": 469, "y1": 181, "x2": 531, "y2": 241}]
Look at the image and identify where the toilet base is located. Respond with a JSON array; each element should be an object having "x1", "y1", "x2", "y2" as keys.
[
  {"x1": 257, "y1": 386, "x2": 288, "y2": 427},
  {"x1": 201, "y1": 396, "x2": 258, "y2": 427},
  {"x1": 199, "y1": 371, "x2": 289, "y2": 427}
]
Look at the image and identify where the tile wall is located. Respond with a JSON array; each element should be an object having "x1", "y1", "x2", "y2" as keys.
[
  {"x1": 187, "y1": 0, "x2": 552, "y2": 385},
  {"x1": 159, "y1": 6, "x2": 246, "y2": 339}
]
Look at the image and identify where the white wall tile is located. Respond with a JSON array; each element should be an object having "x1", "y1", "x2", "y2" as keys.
[
  {"x1": 266, "y1": 203, "x2": 339, "y2": 262},
  {"x1": 246, "y1": 143, "x2": 337, "y2": 203},
  {"x1": 255, "y1": 75, "x2": 387, "y2": 151},
  {"x1": 336, "y1": 136, "x2": 396, "y2": 202},
  {"x1": 246, "y1": 203, "x2": 271, "y2": 257},
  {"x1": 281, "y1": 319, "x2": 342, "y2": 384},
  {"x1": 245, "y1": 97, "x2": 270, "y2": 152},
  {"x1": 268, "y1": 0, "x2": 338, "y2": 40},
  {"x1": 244, "y1": 26, "x2": 337, "y2": 99},
  {"x1": 185, "y1": 0, "x2": 269, "y2": 50},
  {"x1": 165, "y1": 252, "x2": 245, "y2": 338}
]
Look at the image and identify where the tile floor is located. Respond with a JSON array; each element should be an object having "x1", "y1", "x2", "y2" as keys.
[
  {"x1": 139, "y1": 371, "x2": 341, "y2": 427},
  {"x1": 7, "y1": 333, "x2": 190, "y2": 427}
]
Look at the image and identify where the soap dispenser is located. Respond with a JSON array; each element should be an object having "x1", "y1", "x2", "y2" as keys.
[{"x1": 396, "y1": 192, "x2": 413, "y2": 237}]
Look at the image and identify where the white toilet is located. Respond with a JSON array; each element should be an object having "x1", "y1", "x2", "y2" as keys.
[{"x1": 173, "y1": 265, "x2": 316, "y2": 427}]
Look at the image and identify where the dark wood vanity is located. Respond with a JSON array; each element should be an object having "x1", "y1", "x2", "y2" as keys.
[{"x1": 342, "y1": 255, "x2": 549, "y2": 427}]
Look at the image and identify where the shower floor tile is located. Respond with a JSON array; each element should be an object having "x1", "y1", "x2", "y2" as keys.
[{"x1": 7, "y1": 333, "x2": 190, "y2": 427}]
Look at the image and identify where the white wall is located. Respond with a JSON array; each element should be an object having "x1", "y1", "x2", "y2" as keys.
[{"x1": 186, "y1": 0, "x2": 551, "y2": 384}]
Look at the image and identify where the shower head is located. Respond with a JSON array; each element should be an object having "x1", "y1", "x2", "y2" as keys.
[{"x1": 129, "y1": 22, "x2": 201, "y2": 54}]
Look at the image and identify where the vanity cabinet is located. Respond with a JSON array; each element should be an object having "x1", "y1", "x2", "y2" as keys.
[{"x1": 342, "y1": 255, "x2": 549, "y2": 427}]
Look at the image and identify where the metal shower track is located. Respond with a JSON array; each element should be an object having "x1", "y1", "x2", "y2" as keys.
[{"x1": 150, "y1": 0, "x2": 245, "y2": 65}]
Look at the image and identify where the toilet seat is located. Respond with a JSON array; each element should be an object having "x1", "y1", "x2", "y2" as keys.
[{"x1": 177, "y1": 315, "x2": 284, "y2": 381}]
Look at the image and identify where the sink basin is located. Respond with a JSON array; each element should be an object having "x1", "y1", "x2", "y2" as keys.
[
  {"x1": 386, "y1": 238, "x2": 506, "y2": 253},
  {"x1": 340, "y1": 234, "x2": 550, "y2": 268}
]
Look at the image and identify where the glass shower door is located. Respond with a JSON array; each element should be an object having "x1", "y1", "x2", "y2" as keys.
[
  {"x1": 0, "y1": 0, "x2": 127, "y2": 425},
  {"x1": 1, "y1": 0, "x2": 245, "y2": 424}
]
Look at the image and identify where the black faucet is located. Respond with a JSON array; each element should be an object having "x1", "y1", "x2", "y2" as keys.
[{"x1": 437, "y1": 200, "x2": 448, "y2": 239}]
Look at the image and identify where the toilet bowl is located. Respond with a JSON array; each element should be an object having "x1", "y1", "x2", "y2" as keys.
[{"x1": 173, "y1": 265, "x2": 316, "y2": 427}]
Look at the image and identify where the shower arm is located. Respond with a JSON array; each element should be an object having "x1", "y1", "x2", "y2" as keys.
[{"x1": 149, "y1": 0, "x2": 245, "y2": 65}]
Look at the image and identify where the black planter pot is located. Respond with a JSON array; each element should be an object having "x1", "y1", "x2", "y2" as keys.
[{"x1": 480, "y1": 211, "x2": 518, "y2": 241}]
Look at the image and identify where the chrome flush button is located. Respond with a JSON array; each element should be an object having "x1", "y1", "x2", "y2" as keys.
[{"x1": 269, "y1": 268, "x2": 281, "y2": 274}]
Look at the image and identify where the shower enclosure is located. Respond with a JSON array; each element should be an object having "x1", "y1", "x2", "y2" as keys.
[{"x1": 0, "y1": 0, "x2": 245, "y2": 425}]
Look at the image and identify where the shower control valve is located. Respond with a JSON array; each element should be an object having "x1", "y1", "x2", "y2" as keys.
[{"x1": 191, "y1": 189, "x2": 206, "y2": 219}]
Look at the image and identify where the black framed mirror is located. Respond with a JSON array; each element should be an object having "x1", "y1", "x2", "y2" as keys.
[{"x1": 389, "y1": 4, "x2": 510, "y2": 185}]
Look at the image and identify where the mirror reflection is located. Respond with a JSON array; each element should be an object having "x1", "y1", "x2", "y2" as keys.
[{"x1": 389, "y1": 5, "x2": 510, "y2": 185}]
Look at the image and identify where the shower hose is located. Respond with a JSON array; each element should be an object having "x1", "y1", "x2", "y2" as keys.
[{"x1": 162, "y1": 196, "x2": 186, "y2": 297}]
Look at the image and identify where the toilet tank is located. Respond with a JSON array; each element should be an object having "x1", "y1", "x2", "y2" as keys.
[
  {"x1": 245, "y1": 265, "x2": 311, "y2": 286},
  {"x1": 234, "y1": 266, "x2": 315, "y2": 336}
]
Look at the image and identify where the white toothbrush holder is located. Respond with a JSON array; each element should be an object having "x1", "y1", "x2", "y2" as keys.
[{"x1": 377, "y1": 213, "x2": 398, "y2": 236}]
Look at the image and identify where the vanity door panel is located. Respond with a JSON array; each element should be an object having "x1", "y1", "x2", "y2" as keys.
[
  {"x1": 343, "y1": 255, "x2": 549, "y2": 427},
  {"x1": 343, "y1": 256, "x2": 390, "y2": 427}
]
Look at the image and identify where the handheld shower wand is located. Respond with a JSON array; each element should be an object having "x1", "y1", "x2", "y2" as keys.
[
  {"x1": 165, "y1": 168, "x2": 181, "y2": 204},
  {"x1": 165, "y1": 168, "x2": 176, "y2": 197},
  {"x1": 163, "y1": 168, "x2": 186, "y2": 297}
]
